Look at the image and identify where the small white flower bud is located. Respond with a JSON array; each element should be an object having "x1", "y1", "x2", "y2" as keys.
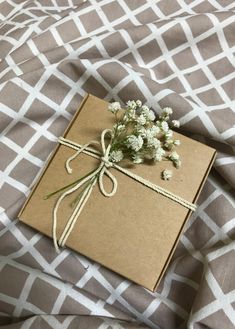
[
  {"x1": 150, "y1": 125, "x2": 160, "y2": 135},
  {"x1": 169, "y1": 151, "x2": 180, "y2": 161},
  {"x1": 162, "y1": 169, "x2": 172, "y2": 180},
  {"x1": 127, "y1": 100, "x2": 137, "y2": 109},
  {"x1": 172, "y1": 120, "x2": 180, "y2": 128},
  {"x1": 136, "y1": 114, "x2": 146, "y2": 125},
  {"x1": 154, "y1": 147, "x2": 165, "y2": 162},
  {"x1": 165, "y1": 130, "x2": 173, "y2": 138},
  {"x1": 174, "y1": 139, "x2": 181, "y2": 146},
  {"x1": 132, "y1": 154, "x2": 143, "y2": 164},
  {"x1": 161, "y1": 121, "x2": 169, "y2": 132},
  {"x1": 163, "y1": 107, "x2": 173, "y2": 115},
  {"x1": 136, "y1": 100, "x2": 142, "y2": 107},
  {"x1": 108, "y1": 102, "x2": 121, "y2": 113},
  {"x1": 109, "y1": 150, "x2": 124, "y2": 163},
  {"x1": 174, "y1": 159, "x2": 181, "y2": 168}
]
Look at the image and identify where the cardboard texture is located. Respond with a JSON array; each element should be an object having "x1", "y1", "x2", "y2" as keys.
[{"x1": 18, "y1": 94, "x2": 216, "y2": 291}]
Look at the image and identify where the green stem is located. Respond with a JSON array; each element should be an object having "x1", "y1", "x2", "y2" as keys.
[
  {"x1": 115, "y1": 112, "x2": 118, "y2": 123},
  {"x1": 70, "y1": 176, "x2": 97, "y2": 208},
  {"x1": 43, "y1": 167, "x2": 98, "y2": 200}
]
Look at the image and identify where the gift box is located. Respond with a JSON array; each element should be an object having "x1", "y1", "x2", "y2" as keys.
[{"x1": 18, "y1": 94, "x2": 216, "y2": 291}]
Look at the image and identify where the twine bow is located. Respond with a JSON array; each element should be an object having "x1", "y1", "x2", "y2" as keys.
[{"x1": 52, "y1": 129, "x2": 197, "y2": 253}]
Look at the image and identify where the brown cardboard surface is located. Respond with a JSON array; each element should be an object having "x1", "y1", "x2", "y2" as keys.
[{"x1": 18, "y1": 94, "x2": 216, "y2": 291}]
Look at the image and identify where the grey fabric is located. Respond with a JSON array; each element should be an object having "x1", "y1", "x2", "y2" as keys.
[{"x1": 0, "y1": 1, "x2": 235, "y2": 328}]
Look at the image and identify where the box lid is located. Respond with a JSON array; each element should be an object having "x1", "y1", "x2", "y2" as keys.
[{"x1": 18, "y1": 94, "x2": 216, "y2": 291}]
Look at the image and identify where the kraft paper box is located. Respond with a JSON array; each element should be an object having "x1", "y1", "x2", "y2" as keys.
[{"x1": 18, "y1": 94, "x2": 216, "y2": 291}]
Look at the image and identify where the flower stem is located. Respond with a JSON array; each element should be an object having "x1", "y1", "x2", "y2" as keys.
[
  {"x1": 43, "y1": 168, "x2": 98, "y2": 200},
  {"x1": 70, "y1": 176, "x2": 97, "y2": 208}
]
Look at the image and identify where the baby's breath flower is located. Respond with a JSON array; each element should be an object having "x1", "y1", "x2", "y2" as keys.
[
  {"x1": 174, "y1": 139, "x2": 180, "y2": 146},
  {"x1": 169, "y1": 151, "x2": 180, "y2": 161},
  {"x1": 175, "y1": 159, "x2": 181, "y2": 168},
  {"x1": 148, "y1": 110, "x2": 155, "y2": 121},
  {"x1": 165, "y1": 130, "x2": 173, "y2": 139},
  {"x1": 164, "y1": 140, "x2": 173, "y2": 150},
  {"x1": 154, "y1": 154, "x2": 162, "y2": 162},
  {"x1": 136, "y1": 100, "x2": 142, "y2": 107},
  {"x1": 172, "y1": 120, "x2": 180, "y2": 128},
  {"x1": 169, "y1": 151, "x2": 181, "y2": 168},
  {"x1": 150, "y1": 125, "x2": 160, "y2": 135},
  {"x1": 108, "y1": 102, "x2": 121, "y2": 113},
  {"x1": 126, "y1": 135, "x2": 143, "y2": 152},
  {"x1": 106, "y1": 99, "x2": 181, "y2": 179},
  {"x1": 154, "y1": 147, "x2": 165, "y2": 162},
  {"x1": 147, "y1": 137, "x2": 161, "y2": 148},
  {"x1": 137, "y1": 126, "x2": 146, "y2": 137},
  {"x1": 161, "y1": 121, "x2": 169, "y2": 132},
  {"x1": 112, "y1": 123, "x2": 125, "y2": 138},
  {"x1": 127, "y1": 100, "x2": 137, "y2": 110},
  {"x1": 163, "y1": 107, "x2": 173, "y2": 115},
  {"x1": 136, "y1": 114, "x2": 146, "y2": 125},
  {"x1": 162, "y1": 169, "x2": 172, "y2": 180},
  {"x1": 125, "y1": 108, "x2": 136, "y2": 120},
  {"x1": 113, "y1": 123, "x2": 125, "y2": 131},
  {"x1": 145, "y1": 129, "x2": 155, "y2": 140},
  {"x1": 141, "y1": 105, "x2": 149, "y2": 111},
  {"x1": 132, "y1": 154, "x2": 144, "y2": 164},
  {"x1": 109, "y1": 150, "x2": 124, "y2": 163},
  {"x1": 118, "y1": 124, "x2": 125, "y2": 131},
  {"x1": 141, "y1": 106, "x2": 155, "y2": 121},
  {"x1": 141, "y1": 107, "x2": 148, "y2": 117}
]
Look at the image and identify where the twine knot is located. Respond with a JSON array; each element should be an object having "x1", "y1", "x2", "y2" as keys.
[{"x1": 101, "y1": 155, "x2": 113, "y2": 168}]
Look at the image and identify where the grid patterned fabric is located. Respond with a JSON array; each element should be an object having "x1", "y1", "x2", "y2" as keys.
[{"x1": 0, "y1": 1, "x2": 235, "y2": 328}]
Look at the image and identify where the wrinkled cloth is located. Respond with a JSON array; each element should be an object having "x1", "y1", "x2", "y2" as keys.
[{"x1": 0, "y1": 1, "x2": 235, "y2": 329}]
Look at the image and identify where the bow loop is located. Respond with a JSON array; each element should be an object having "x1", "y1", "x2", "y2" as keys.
[
  {"x1": 65, "y1": 140, "x2": 100, "y2": 174},
  {"x1": 100, "y1": 129, "x2": 113, "y2": 156},
  {"x1": 98, "y1": 128, "x2": 117, "y2": 196},
  {"x1": 98, "y1": 166, "x2": 117, "y2": 197}
]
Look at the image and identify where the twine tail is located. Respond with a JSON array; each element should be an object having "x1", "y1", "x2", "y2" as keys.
[
  {"x1": 59, "y1": 177, "x2": 97, "y2": 248},
  {"x1": 52, "y1": 164, "x2": 103, "y2": 253}
]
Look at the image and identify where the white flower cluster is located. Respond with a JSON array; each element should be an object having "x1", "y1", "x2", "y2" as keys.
[
  {"x1": 107, "y1": 100, "x2": 182, "y2": 179},
  {"x1": 108, "y1": 102, "x2": 121, "y2": 113},
  {"x1": 109, "y1": 150, "x2": 124, "y2": 163},
  {"x1": 169, "y1": 151, "x2": 181, "y2": 168},
  {"x1": 126, "y1": 135, "x2": 143, "y2": 152}
]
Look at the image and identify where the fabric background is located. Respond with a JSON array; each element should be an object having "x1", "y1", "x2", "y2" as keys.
[{"x1": 0, "y1": 1, "x2": 235, "y2": 328}]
